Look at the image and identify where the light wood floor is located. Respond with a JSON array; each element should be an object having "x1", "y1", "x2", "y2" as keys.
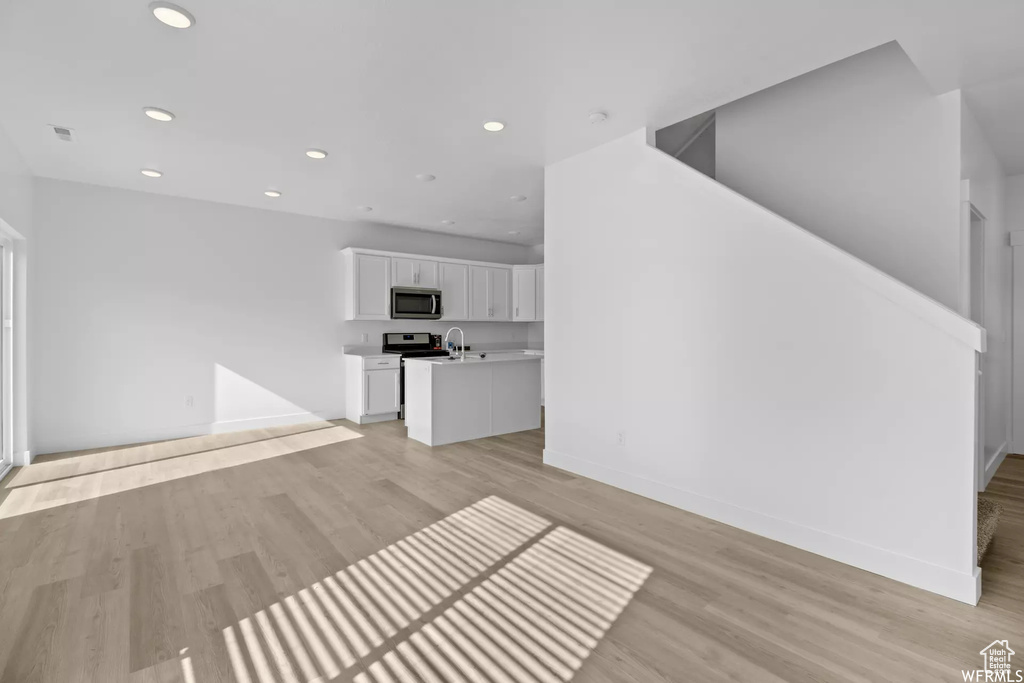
[{"x1": 0, "y1": 417, "x2": 1022, "y2": 682}]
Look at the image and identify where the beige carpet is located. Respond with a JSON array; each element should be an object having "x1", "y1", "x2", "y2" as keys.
[{"x1": 978, "y1": 495, "x2": 1002, "y2": 562}]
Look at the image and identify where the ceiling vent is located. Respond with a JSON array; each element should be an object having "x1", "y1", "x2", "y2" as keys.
[{"x1": 50, "y1": 125, "x2": 75, "y2": 142}]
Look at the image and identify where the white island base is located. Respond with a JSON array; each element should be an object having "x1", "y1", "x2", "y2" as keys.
[{"x1": 404, "y1": 355, "x2": 542, "y2": 446}]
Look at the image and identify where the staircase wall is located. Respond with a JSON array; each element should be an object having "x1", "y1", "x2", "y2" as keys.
[
  {"x1": 714, "y1": 42, "x2": 962, "y2": 309},
  {"x1": 544, "y1": 128, "x2": 983, "y2": 603}
]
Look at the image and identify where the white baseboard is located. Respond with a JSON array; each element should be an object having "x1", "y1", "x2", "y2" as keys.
[
  {"x1": 981, "y1": 441, "x2": 1008, "y2": 491},
  {"x1": 349, "y1": 412, "x2": 399, "y2": 425},
  {"x1": 544, "y1": 448, "x2": 981, "y2": 605},
  {"x1": 35, "y1": 409, "x2": 344, "y2": 457},
  {"x1": 13, "y1": 450, "x2": 31, "y2": 466}
]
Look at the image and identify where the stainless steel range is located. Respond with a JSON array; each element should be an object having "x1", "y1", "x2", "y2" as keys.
[{"x1": 382, "y1": 333, "x2": 450, "y2": 418}]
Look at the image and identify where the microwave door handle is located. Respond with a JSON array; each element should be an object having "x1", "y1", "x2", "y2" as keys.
[{"x1": 432, "y1": 295, "x2": 437, "y2": 315}]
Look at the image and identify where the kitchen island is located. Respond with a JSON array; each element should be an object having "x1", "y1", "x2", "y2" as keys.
[{"x1": 404, "y1": 352, "x2": 542, "y2": 446}]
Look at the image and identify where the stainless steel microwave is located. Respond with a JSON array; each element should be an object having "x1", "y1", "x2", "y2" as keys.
[{"x1": 391, "y1": 287, "x2": 442, "y2": 319}]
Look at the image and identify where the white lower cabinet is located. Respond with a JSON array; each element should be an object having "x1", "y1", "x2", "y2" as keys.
[
  {"x1": 365, "y1": 367, "x2": 400, "y2": 415},
  {"x1": 344, "y1": 354, "x2": 401, "y2": 423}
]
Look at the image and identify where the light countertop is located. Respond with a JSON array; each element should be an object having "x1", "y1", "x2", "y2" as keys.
[
  {"x1": 343, "y1": 346, "x2": 543, "y2": 358},
  {"x1": 341, "y1": 347, "x2": 393, "y2": 358},
  {"x1": 404, "y1": 351, "x2": 543, "y2": 366}
]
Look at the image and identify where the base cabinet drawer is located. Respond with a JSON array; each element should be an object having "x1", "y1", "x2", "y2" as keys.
[{"x1": 362, "y1": 356, "x2": 401, "y2": 370}]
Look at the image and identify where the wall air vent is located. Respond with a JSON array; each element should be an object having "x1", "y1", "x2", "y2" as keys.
[{"x1": 51, "y1": 125, "x2": 75, "y2": 142}]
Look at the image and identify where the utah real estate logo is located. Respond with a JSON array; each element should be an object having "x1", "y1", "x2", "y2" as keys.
[{"x1": 963, "y1": 640, "x2": 1022, "y2": 682}]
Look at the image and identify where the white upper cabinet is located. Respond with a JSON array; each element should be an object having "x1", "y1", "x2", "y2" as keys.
[
  {"x1": 470, "y1": 266, "x2": 512, "y2": 320},
  {"x1": 469, "y1": 266, "x2": 490, "y2": 320},
  {"x1": 440, "y1": 262, "x2": 469, "y2": 321},
  {"x1": 490, "y1": 267, "x2": 512, "y2": 321},
  {"x1": 392, "y1": 257, "x2": 438, "y2": 288},
  {"x1": 513, "y1": 265, "x2": 544, "y2": 321},
  {"x1": 513, "y1": 266, "x2": 537, "y2": 321},
  {"x1": 342, "y1": 248, "x2": 538, "y2": 323},
  {"x1": 344, "y1": 251, "x2": 391, "y2": 320},
  {"x1": 536, "y1": 265, "x2": 544, "y2": 321}
]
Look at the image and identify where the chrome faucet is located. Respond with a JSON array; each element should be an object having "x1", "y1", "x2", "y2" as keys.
[{"x1": 444, "y1": 327, "x2": 465, "y2": 361}]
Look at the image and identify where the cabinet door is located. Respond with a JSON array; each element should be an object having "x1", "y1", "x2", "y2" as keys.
[
  {"x1": 356, "y1": 254, "x2": 391, "y2": 318},
  {"x1": 469, "y1": 266, "x2": 490, "y2": 320},
  {"x1": 364, "y1": 368, "x2": 400, "y2": 415},
  {"x1": 513, "y1": 268, "x2": 536, "y2": 321},
  {"x1": 416, "y1": 259, "x2": 439, "y2": 288},
  {"x1": 490, "y1": 267, "x2": 512, "y2": 321},
  {"x1": 392, "y1": 258, "x2": 417, "y2": 287},
  {"x1": 440, "y1": 262, "x2": 469, "y2": 320},
  {"x1": 536, "y1": 265, "x2": 544, "y2": 321},
  {"x1": 392, "y1": 258, "x2": 439, "y2": 287}
]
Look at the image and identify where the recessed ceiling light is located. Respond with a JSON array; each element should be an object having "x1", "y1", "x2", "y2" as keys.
[
  {"x1": 143, "y1": 107, "x2": 175, "y2": 122},
  {"x1": 508, "y1": 231, "x2": 521, "y2": 235},
  {"x1": 149, "y1": 1, "x2": 195, "y2": 29},
  {"x1": 588, "y1": 111, "x2": 608, "y2": 124},
  {"x1": 415, "y1": 173, "x2": 436, "y2": 182},
  {"x1": 483, "y1": 121, "x2": 505, "y2": 132},
  {"x1": 305, "y1": 149, "x2": 327, "y2": 159},
  {"x1": 441, "y1": 219, "x2": 455, "y2": 225},
  {"x1": 357, "y1": 205, "x2": 373, "y2": 212},
  {"x1": 264, "y1": 190, "x2": 282, "y2": 198},
  {"x1": 140, "y1": 168, "x2": 162, "y2": 178},
  {"x1": 510, "y1": 195, "x2": 527, "y2": 202}
]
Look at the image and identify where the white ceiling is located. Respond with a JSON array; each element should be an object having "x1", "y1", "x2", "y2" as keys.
[{"x1": 2, "y1": 0, "x2": 1024, "y2": 245}]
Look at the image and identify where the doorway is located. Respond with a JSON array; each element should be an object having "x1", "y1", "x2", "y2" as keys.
[
  {"x1": 968, "y1": 204, "x2": 986, "y2": 491},
  {"x1": 0, "y1": 232, "x2": 11, "y2": 479}
]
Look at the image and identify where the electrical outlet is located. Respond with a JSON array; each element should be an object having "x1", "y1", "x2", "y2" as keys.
[
  {"x1": 185, "y1": 395, "x2": 194, "y2": 408},
  {"x1": 361, "y1": 333, "x2": 368, "y2": 343},
  {"x1": 617, "y1": 431, "x2": 626, "y2": 447}
]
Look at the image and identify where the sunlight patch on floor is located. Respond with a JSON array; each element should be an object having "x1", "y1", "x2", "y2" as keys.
[
  {"x1": 0, "y1": 424, "x2": 362, "y2": 519},
  {"x1": 220, "y1": 496, "x2": 651, "y2": 683},
  {"x1": 6, "y1": 420, "x2": 338, "y2": 489}
]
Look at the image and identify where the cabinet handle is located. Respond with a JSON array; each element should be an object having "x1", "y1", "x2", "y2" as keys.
[
  {"x1": 515, "y1": 306, "x2": 519, "y2": 317},
  {"x1": 377, "y1": 361, "x2": 389, "y2": 365}
]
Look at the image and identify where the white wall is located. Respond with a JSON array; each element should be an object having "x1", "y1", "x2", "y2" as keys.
[
  {"x1": 715, "y1": 42, "x2": 963, "y2": 309},
  {"x1": 31, "y1": 178, "x2": 533, "y2": 453},
  {"x1": 0, "y1": 122, "x2": 32, "y2": 462},
  {"x1": 545, "y1": 129, "x2": 981, "y2": 603},
  {"x1": 960, "y1": 99, "x2": 1011, "y2": 484},
  {"x1": 1009, "y1": 175, "x2": 1024, "y2": 454},
  {"x1": 0, "y1": 124, "x2": 32, "y2": 234}
]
